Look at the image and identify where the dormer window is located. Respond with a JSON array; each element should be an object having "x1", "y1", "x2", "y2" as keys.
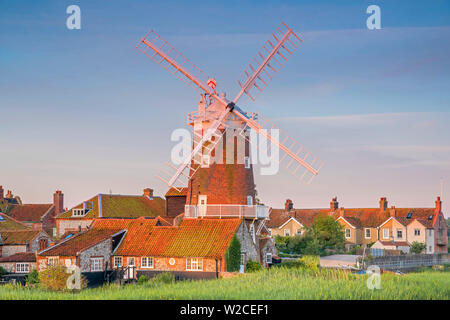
[
  {"x1": 428, "y1": 215, "x2": 433, "y2": 220},
  {"x1": 407, "y1": 212, "x2": 412, "y2": 219},
  {"x1": 72, "y1": 208, "x2": 87, "y2": 217}
]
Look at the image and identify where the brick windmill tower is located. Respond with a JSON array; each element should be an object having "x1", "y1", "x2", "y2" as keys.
[{"x1": 137, "y1": 22, "x2": 324, "y2": 220}]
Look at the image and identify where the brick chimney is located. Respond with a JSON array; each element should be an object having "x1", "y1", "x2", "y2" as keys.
[
  {"x1": 5, "y1": 190, "x2": 12, "y2": 198},
  {"x1": 339, "y1": 207, "x2": 345, "y2": 217},
  {"x1": 379, "y1": 197, "x2": 388, "y2": 211},
  {"x1": 0, "y1": 186, "x2": 3, "y2": 200},
  {"x1": 285, "y1": 199, "x2": 293, "y2": 212},
  {"x1": 330, "y1": 197, "x2": 339, "y2": 211},
  {"x1": 53, "y1": 190, "x2": 64, "y2": 214},
  {"x1": 389, "y1": 206, "x2": 396, "y2": 217},
  {"x1": 435, "y1": 196, "x2": 442, "y2": 213},
  {"x1": 144, "y1": 188, "x2": 153, "y2": 199}
]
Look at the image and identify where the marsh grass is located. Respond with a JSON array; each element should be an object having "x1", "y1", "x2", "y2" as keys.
[{"x1": 0, "y1": 268, "x2": 448, "y2": 300}]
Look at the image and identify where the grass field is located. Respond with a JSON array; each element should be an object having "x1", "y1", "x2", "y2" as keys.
[{"x1": 0, "y1": 268, "x2": 449, "y2": 300}]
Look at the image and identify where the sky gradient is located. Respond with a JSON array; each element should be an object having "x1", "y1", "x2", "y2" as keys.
[{"x1": 1, "y1": 0, "x2": 449, "y2": 215}]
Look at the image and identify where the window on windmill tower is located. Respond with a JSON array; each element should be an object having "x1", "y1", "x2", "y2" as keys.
[
  {"x1": 201, "y1": 155, "x2": 210, "y2": 168},
  {"x1": 247, "y1": 196, "x2": 253, "y2": 206},
  {"x1": 244, "y1": 156, "x2": 250, "y2": 169}
]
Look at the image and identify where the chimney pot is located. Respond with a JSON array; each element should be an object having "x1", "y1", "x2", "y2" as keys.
[
  {"x1": 330, "y1": 196, "x2": 339, "y2": 211},
  {"x1": 53, "y1": 190, "x2": 64, "y2": 215},
  {"x1": 285, "y1": 199, "x2": 293, "y2": 212},
  {"x1": 379, "y1": 197, "x2": 388, "y2": 211},
  {"x1": 435, "y1": 196, "x2": 442, "y2": 213},
  {"x1": 144, "y1": 188, "x2": 153, "y2": 199},
  {"x1": 5, "y1": 190, "x2": 12, "y2": 198}
]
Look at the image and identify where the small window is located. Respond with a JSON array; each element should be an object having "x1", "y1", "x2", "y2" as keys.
[
  {"x1": 48, "y1": 257, "x2": 58, "y2": 267},
  {"x1": 284, "y1": 229, "x2": 290, "y2": 237},
  {"x1": 365, "y1": 228, "x2": 371, "y2": 239},
  {"x1": 382, "y1": 228, "x2": 390, "y2": 239},
  {"x1": 113, "y1": 256, "x2": 122, "y2": 268},
  {"x1": 244, "y1": 156, "x2": 250, "y2": 169},
  {"x1": 247, "y1": 196, "x2": 253, "y2": 206},
  {"x1": 414, "y1": 229, "x2": 420, "y2": 236},
  {"x1": 16, "y1": 263, "x2": 30, "y2": 273},
  {"x1": 186, "y1": 258, "x2": 203, "y2": 271},
  {"x1": 201, "y1": 155, "x2": 210, "y2": 168},
  {"x1": 396, "y1": 229, "x2": 403, "y2": 239},
  {"x1": 297, "y1": 229, "x2": 302, "y2": 235},
  {"x1": 141, "y1": 257, "x2": 154, "y2": 269},
  {"x1": 266, "y1": 253, "x2": 272, "y2": 265},
  {"x1": 72, "y1": 208, "x2": 86, "y2": 217},
  {"x1": 240, "y1": 253, "x2": 246, "y2": 266},
  {"x1": 428, "y1": 215, "x2": 433, "y2": 220},
  {"x1": 406, "y1": 212, "x2": 412, "y2": 219},
  {"x1": 90, "y1": 257, "x2": 103, "y2": 272},
  {"x1": 345, "y1": 228, "x2": 351, "y2": 239}
]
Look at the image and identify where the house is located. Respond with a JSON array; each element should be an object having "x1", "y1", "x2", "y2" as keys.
[
  {"x1": 107, "y1": 218, "x2": 266, "y2": 279},
  {"x1": 165, "y1": 187, "x2": 187, "y2": 217},
  {"x1": 372, "y1": 240, "x2": 410, "y2": 254},
  {"x1": 0, "y1": 252, "x2": 36, "y2": 274},
  {"x1": 0, "y1": 186, "x2": 65, "y2": 237},
  {"x1": 268, "y1": 196, "x2": 448, "y2": 254},
  {"x1": 0, "y1": 229, "x2": 51, "y2": 257},
  {"x1": 55, "y1": 188, "x2": 165, "y2": 237}
]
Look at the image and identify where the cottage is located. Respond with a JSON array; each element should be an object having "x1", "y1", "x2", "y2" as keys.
[
  {"x1": 0, "y1": 187, "x2": 64, "y2": 237},
  {"x1": 55, "y1": 188, "x2": 165, "y2": 237},
  {"x1": 0, "y1": 230, "x2": 51, "y2": 257},
  {"x1": 0, "y1": 252, "x2": 36, "y2": 274}
]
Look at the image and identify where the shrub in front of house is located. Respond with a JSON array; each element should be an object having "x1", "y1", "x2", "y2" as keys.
[
  {"x1": 38, "y1": 266, "x2": 87, "y2": 291},
  {"x1": 137, "y1": 275, "x2": 149, "y2": 285},
  {"x1": 0, "y1": 266, "x2": 7, "y2": 277},
  {"x1": 25, "y1": 269, "x2": 39, "y2": 286},
  {"x1": 225, "y1": 235, "x2": 241, "y2": 272},
  {"x1": 152, "y1": 272, "x2": 175, "y2": 284},
  {"x1": 246, "y1": 260, "x2": 263, "y2": 273}
]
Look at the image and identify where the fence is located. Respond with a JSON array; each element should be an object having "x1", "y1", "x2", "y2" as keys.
[
  {"x1": 184, "y1": 204, "x2": 270, "y2": 219},
  {"x1": 368, "y1": 253, "x2": 450, "y2": 270}
]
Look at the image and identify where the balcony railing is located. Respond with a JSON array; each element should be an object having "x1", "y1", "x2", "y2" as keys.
[{"x1": 185, "y1": 204, "x2": 270, "y2": 219}]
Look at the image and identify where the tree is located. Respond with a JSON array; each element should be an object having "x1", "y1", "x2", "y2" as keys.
[
  {"x1": 310, "y1": 215, "x2": 345, "y2": 251},
  {"x1": 225, "y1": 235, "x2": 241, "y2": 272},
  {"x1": 410, "y1": 241, "x2": 426, "y2": 254}
]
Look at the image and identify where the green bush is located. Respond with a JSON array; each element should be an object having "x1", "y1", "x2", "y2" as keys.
[
  {"x1": 38, "y1": 266, "x2": 87, "y2": 291},
  {"x1": 0, "y1": 266, "x2": 7, "y2": 277},
  {"x1": 137, "y1": 275, "x2": 149, "y2": 285},
  {"x1": 152, "y1": 272, "x2": 175, "y2": 284},
  {"x1": 225, "y1": 235, "x2": 241, "y2": 272},
  {"x1": 298, "y1": 255, "x2": 320, "y2": 272},
  {"x1": 246, "y1": 260, "x2": 263, "y2": 273},
  {"x1": 410, "y1": 241, "x2": 426, "y2": 254},
  {"x1": 26, "y1": 269, "x2": 39, "y2": 286}
]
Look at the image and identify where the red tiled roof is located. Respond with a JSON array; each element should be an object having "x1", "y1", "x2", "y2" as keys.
[
  {"x1": 57, "y1": 194, "x2": 165, "y2": 219},
  {"x1": 379, "y1": 241, "x2": 409, "y2": 247},
  {"x1": 0, "y1": 252, "x2": 36, "y2": 263},
  {"x1": 112, "y1": 218, "x2": 242, "y2": 258},
  {"x1": 0, "y1": 230, "x2": 41, "y2": 245},
  {"x1": 165, "y1": 187, "x2": 188, "y2": 197},
  {"x1": 7, "y1": 204, "x2": 53, "y2": 223},
  {"x1": 39, "y1": 228, "x2": 124, "y2": 256},
  {"x1": 0, "y1": 212, "x2": 30, "y2": 231},
  {"x1": 339, "y1": 216, "x2": 362, "y2": 228}
]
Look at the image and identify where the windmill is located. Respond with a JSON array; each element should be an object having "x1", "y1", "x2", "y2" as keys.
[{"x1": 136, "y1": 22, "x2": 324, "y2": 219}]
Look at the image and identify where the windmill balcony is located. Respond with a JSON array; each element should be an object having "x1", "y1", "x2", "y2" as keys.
[{"x1": 184, "y1": 204, "x2": 270, "y2": 219}]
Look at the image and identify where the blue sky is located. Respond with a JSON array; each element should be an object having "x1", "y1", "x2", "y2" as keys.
[{"x1": 0, "y1": 0, "x2": 449, "y2": 215}]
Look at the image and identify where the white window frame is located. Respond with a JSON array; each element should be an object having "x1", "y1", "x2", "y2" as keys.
[
  {"x1": 186, "y1": 258, "x2": 203, "y2": 271},
  {"x1": 201, "y1": 155, "x2": 210, "y2": 168},
  {"x1": 364, "y1": 228, "x2": 371, "y2": 239},
  {"x1": 284, "y1": 229, "x2": 290, "y2": 237},
  {"x1": 16, "y1": 263, "x2": 30, "y2": 273},
  {"x1": 266, "y1": 253, "x2": 272, "y2": 265},
  {"x1": 244, "y1": 156, "x2": 250, "y2": 169},
  {"x1": 141, "y1": 257, "x2": 154, "y2": 269},
  {"x1": 345, "y1": 228, "x2": 351, "y2": 239},
  {"x1": 113, "y1": 256, "x2": 122, "y2": 268},
  {"x1": 48, "y1": 257, "x2": 58, "y2": 267},
  {"x1": 396, "y1": 229, "x2": 403, "y2": 239},
  {"x1": 72, "y1": 208, "x2": 86, "y2": 217},
  {"x1": 90, "y1": 257, "x2": 103, "y2": 272},
  {"x1": 247, "y1": 196, "x2": 253, "y2": 206},
  {"x1": 382, "y1": 228, "x2": 389, "y2": 239}
]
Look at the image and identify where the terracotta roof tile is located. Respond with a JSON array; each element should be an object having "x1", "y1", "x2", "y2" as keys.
[
  {"x1": 39, "y1": 228, "x2": 124, "y2": 256},
  {"x1": 379, "y1": 240, "x2": 409, "y2": 247},
  {"x1": 0, "y1": 252, "x2": 36, "y2": 263},
  {"x1": 0, "y1": 230, "x2": 41, "y2": 245},
  {"x1": 6, "y1": 204, "x2": 53, "y2": 223},
  {"x1": 165, "y1": 187, "x2": 188, "y2": 197}
]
